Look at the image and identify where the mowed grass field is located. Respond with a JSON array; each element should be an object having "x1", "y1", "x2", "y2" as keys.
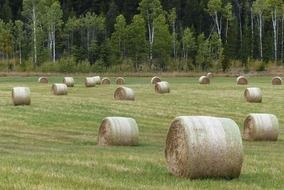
[{"x1": 0, "y1": 76, "x2": 283, "y2": 190}]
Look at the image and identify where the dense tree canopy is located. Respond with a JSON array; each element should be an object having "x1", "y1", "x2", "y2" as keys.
[{"x1": 0, "y1": 0, "x2": 284, "y2": 72}]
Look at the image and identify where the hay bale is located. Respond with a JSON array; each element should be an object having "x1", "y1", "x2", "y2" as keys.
[
  {"x1": 272, "y1": 76, "x2": 282, "y2": 85},
  {"x1": 63, "y1": 77, "x2": 74, "y2": 87},
  {"x1": 151, "y1": 76, "x2": 161, "y2": 84},
  {"x1": 116, "y1": 77, "x2": 125, "y2": 85},
  {"x1": 52, "y1": 83, "x2": 68, "y2": 95},
  {"x1": 165, "y1": 116, "x2": 243, "y2": 179},
  {"x1": 93, "y1": 76, "x2": 101, "y2": 85},
  {"x1": 12, "y1": 87, "x2": 31, "y2": 106},
  {"x1": 155, "y1": 81, "x2": 170, "y2": 94},
  {"x1": 207, "y1": 72, "x2": 213, "y2": 78},
  {"x1": 97, "y1": 117, "x2": 139, "y2": 146},
  {"x1": 38, "y1": 77, "x2": 48, "y2": 83},
  {"x1": 243, "y1": 113, "x2": 279, "y2": 141},
  {"x1": 114, "y1": 86, "x2": 135, "y2": 101},
  {"x1": 85, "y1": 77, "x2": 96, "y2": 87},
  {"x1": 237, "y1": 76, "x2": 248, "y2": 85},
  {"x1": 101, "y1": 77, "x2": 111, "y2": 85},
  {"x1": 199, "y1": 76, "x2": 210, "y2": 84},
  {"x1": 244, "y1": 87, "x2": 262, "y2": 103}
]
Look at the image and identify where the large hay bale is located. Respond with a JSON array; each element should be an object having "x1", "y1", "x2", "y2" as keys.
[
  {"x1": 52, "y1": 83, "x2": 68, "y2": 95},
  {"x1": 114, "y1": 86, "x2": 135, "y2": 101},
  {"x1": 199, "y1": 76, "x2": 210, "y2": 84},
  {"x1": 63, "y1": 77, "x2": 74, "y2": 87},
  {"x1": 165, "y1": 116, "x2": 243, "y2": 179},
  {"x1": 244, "y1": 87, "x2": 262, "y2": 103},
  {"x1": 151, "y1": 76, "x2": 161, "y2": 84},
  {"x1": 93, "y1": 76, "x2": 101, "y2": 85},
  {"x1": 85, "y1": 77, "x2": 96, "y2": 87},
  {"x1": 272, "y1": 76, "x2": 282, "y2": 85},
  {"x1": 97, "y1": 117, "x2": 139, "y2": 146},
  {"x1": 12, "y1": 87, "x2": 31, "y2": 106},
  {"x1": 38, "y1": 77, "x2": 48, "y2": 83},
  {"x1": 243, "y1": 113, "x2": 279, "y2": 141},
  {"x1": 207, "y1": 72, "x2": 213, "y2": 78},
  {"x1": 101, "y1": 77, "x2": 111, "y2": 85},
  {"x1": 155, "y1": 81, "x2": 170, "y2": 94},
  {"x1": 116, "y1": 77, "x2": 125, "y2": 85},
  {"x1": 237, "y1": 76, "x2": 248, "y2": 85}
]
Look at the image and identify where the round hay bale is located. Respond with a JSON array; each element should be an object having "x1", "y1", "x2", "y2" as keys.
[
  {"x1": 165, "y1": 116, "x2": 243, "y2": 179},
  {"x1": 237, "y1": 76, "x2": 248, "y2": 85},
  {"x1": 63, "y1": 77, "x2": 74, "y2": 87},
  {"x1": 114, "y1": 86, "x2": 135, "y2": 101},
  {"x1": 207, "y1": 72, "x2": 213, "y2": 78},
  {"x1": 199, "y1": 76, "x2": 210, "y2": 84},
  {"x1": 101, "y1": 77, "x2": 111, "y2": 85},
  {"x1": 85, "y1": 77, "x2": 96, "y2": 87},
  {"x1": 97, "y1": 117, "x2": 139, "y2": 146},
  {"x1": 244, "y1": 87, "x2": 262, "y2": 103},
  {"x1": 116, "y1": 77, "x2": 125, "y2": 85},
  {"x1": 243, "y1": 113, "x2": 279, "y2": 141},
  {"x1": 52, "y1": 83, "x2": 68, "y2": 95},
  {"x1": 12, "y1": 87, "x2": 31, "y2": 106},
  {"x1": 151, "y1": 76, "x2": 161, "y2": 84},
  {"x1": 38, "y1": 77, "x2": 48, "y2": 83},
  {"x1": 155, "y1": 81, "x2": 170, "y2": 94},
  {"x1": 93, "y1": 76, "x2": 101, "y2": 85},
  {"x1": 272, "y1": 76, "x2": 282, "y2": 85}
]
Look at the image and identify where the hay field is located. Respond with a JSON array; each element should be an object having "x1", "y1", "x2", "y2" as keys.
[{"x1": 0, "y1": 76, "x2": 283, "y2": 190}]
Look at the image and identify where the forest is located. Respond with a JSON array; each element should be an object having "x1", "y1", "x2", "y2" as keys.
[{"x1": 0, "y1": 0, "x2": 283, "y2": 72}]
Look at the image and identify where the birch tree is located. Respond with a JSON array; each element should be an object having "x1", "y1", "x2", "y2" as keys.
[
  {"x1": 207, "y1": 0, "x2": 223, "y2": 39},
  {"x1": 139, "y1": 0, "x2": 162, "y2": 66},
  {"x1": 168, "y1": 8, "x2": 177, "y2": 60},
  {"x1": 14, "y1": 20, "x2": 24, "y2": 65}
]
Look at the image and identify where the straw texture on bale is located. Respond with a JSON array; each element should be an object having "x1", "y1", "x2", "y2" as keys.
[
  {"x1": 101, "y1": 77, "x2": 111, "y2": 85},
  {"x1": 151, "y1": 76, "x2": 161, "y2": 84},
  {"x1": 63, "y1": 77, "x2": 74, "y2": 87},
  {"x1": 85, "y1": 77, "x2": 96, "y2": 87},
  {"x1": 155, "y1": 81, "x2": 170, "y2": 94},
  {"x1": 244, "y1": 87, "x2": 262, "y2": 103},
  {"x1": 93, "y1": 76, "x2": 101, "y2": 84},
  {"x1": 116, "y1": 77, "x2": 125, "y2": 85},
  {"x1": 38, "y1": 77, "x2": 48, "y2": 83},
  {"x1": 272, "y1": 76, "x2": 282, "y2": 85},
  {"x1": 12, "y1": 87, "x2": 31, "y2": 106},
  {"x1": 114, "y1": 86, "x2": 135, "y2": 100},
  {"x1": 243, "y1": 113, "x2": 279, "y2": 141},
  {"x1": 98, "y1": 117, "x2": 139, "y2": 146},
  {"x1": 199, "y1": 76, "x2": 210, "y2": 84},
  {"x1": 237, "y1": 76, "x2": 248, "y2": 85},
  {"x1": 165, "y1": 116, "x2": 243, "y2": 179},
  {"x1": 52, "y1": 83, "x2": 68, "y2": 95},
  {"x1": 207, "y1": 72, "x2": 213, "y2": 78}
]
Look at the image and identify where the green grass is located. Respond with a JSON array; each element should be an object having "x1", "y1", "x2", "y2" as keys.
[{"x1": 0, "y1": 76, "x2": 283, "y2": 190}]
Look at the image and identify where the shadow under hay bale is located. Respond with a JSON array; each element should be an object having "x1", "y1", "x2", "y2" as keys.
[
  {"x1": 243, "y1": 113, "x2": 279, "y2": 141},
  {"x1": 101, "y1": 77, "x2": 111, "y2": 85},
  {"x1": 165, "y1": 116, "x2": 243, "y2": 179},
  {"x1": 155, "y1": 81, "x2": 170, "y2": 94},
  {"x1": 114, "y1": 86, "x2": 135, "y2": 101},
  {"x1": 151, "y1": 76, "x2": 161, "y2": 84},
  {"x1": 52, "y1": 83, "x2": 68, "y2": 95},
  {"x1": 38, "y1": 77, "x2": 48, "y2": 83},
  {"x1": 207, "y1": 72, "x2": 213, "y2": 78},
  {"x1": 199, "y1": 76, "x2": 210, "y2": 84},
  {"x1": 116, "y1": 77, "x2": 125, "y2": 85},
  {"x1": 244, "y1": 87, "x2": 262, "y2": 103},
  {"x1": 237, "y1": 76, "x2": 248, "y2": 85},
  {"x1": 85, "y1": 77, "x2": 96, "y2": 87},
  {"x1": 272, "y1": 76, "x2": 282, "y2": 85},
  {"x1": 97, "y1": 117, "x2": 139, "y2": 146},
  {"x1": 12, "y1": 87, "x2": 31, "y2": 106},
  {"x1": 63, "y1": 77, "x2": 74, "y2": 87}
]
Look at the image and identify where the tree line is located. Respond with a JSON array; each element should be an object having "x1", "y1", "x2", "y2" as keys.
[{"x1": 0, "y1": 0, "x2": 284, "y2": 72}]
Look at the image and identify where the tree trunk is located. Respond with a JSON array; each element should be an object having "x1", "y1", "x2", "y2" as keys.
[
  {"x1": 19, "y1": 41, "x2": 22, "y2": 65},
  {"x1": 259, "y1": 14, "x2": 263, "y2": 61},
  {"x1": 281, "y1": 16, "x2": 284, "y2": 64},
  {"x1": 52, "y1": 24, "x2": 56, "y2": 63},
  {"x1": 32, "y1": 5, "x2": 37, "y2": 66},
  {"x1": 272, "y1": 9, "x2": 277, "y2": 62}
]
